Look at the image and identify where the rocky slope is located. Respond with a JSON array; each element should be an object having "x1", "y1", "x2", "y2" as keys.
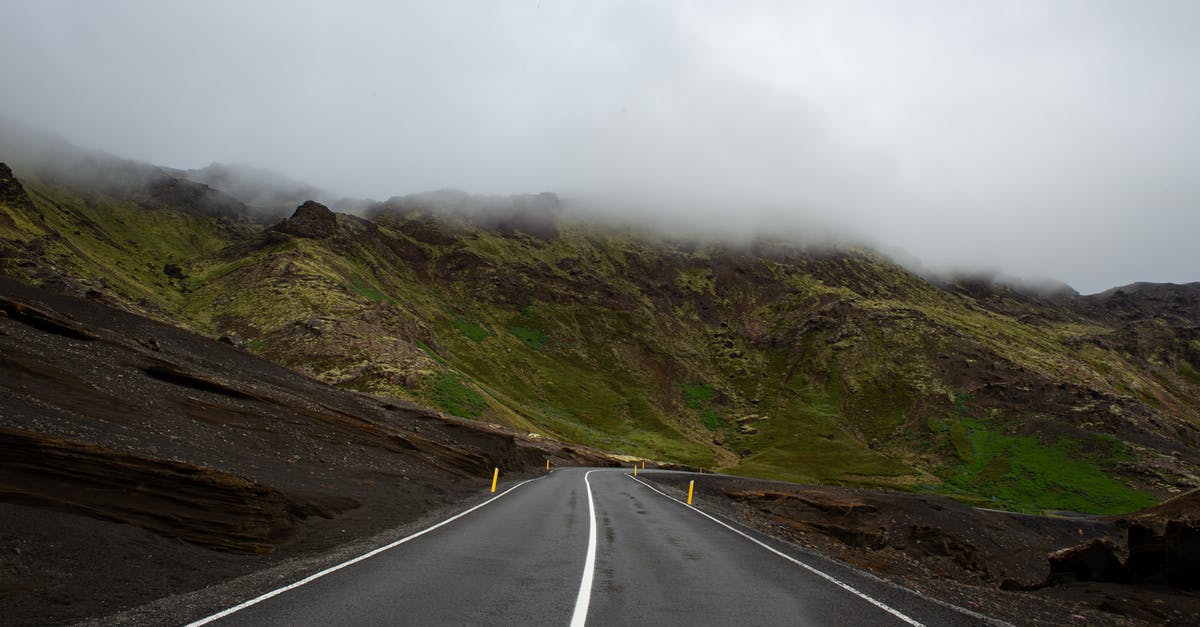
[{"x1": 1, "y1": 131, "x2": 1198, "y2": 516}]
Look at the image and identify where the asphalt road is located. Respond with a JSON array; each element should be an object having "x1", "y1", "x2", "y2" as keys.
[{"x1": 192, "y1": 468, "x2": 994, "y2": 626}]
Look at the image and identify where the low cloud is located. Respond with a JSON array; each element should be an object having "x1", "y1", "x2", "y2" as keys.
[{"x1": 2, "y1": 1, "x2": 1197, "y2": 293}]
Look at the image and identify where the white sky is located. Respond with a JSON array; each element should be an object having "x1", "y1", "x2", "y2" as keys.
[{"x1": 2, "y1": 0, "x2": 1198, "y2": 293}]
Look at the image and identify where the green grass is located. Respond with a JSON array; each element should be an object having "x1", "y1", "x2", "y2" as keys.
[
  {"x1": 510, "y1": 326, "x2": 549, "y2": 350},
  {"x1": 430, "y1": 372, "x2": 488, "y2": 419},
  {"x1": 452, "y1": 318, "x2": 489, "y2": 342},
  {"x1": 937, "y1": 416, "x2": 1155, "y2": 514},
  {"x1": 728, "y1": 386, "x2": 916, "y2": 485},
  {"x1": 683, "y1": 382, "x2": 715, "y2": 408},
  {"x1": 700, "y1": 408, "x2": 723, "y2": 430},
  {"x1": 349, "y1": 278, "x2": 395, "y2": 304}
]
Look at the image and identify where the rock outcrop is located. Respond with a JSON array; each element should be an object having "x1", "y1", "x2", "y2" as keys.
[
  {"x1": 273, "y1": 200, "x2": 338, "y2": 238},
  {"x1": 0, "y1": 162, "x2": 38, "y2": 225}
]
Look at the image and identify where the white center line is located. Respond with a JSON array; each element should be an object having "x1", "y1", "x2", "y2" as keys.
[
  {"x1": 569, "y1": 469, "x2": 599, "y2": 627},
  {"x1": 186, "y1": 476, "x2": 543, "y2": 626}
]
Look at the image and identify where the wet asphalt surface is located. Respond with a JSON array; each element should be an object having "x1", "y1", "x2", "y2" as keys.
[{"x1": 205, "y1": 468, "x2": 992, "y2": 626}]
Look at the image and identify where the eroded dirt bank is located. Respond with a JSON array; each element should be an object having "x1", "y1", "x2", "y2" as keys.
[{"x1": 0, "y1": 278, "x2": 621, "y2": 625}]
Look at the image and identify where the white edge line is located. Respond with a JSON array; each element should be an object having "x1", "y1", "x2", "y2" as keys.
[
  {"x1": 628, "y1": 474, "x2": 1011, "y2": 627},
  {"x1": 569, "y1": 469, "x2": 598, "y2": 627},
  {"x1": 186, "y1": 476, "x2": 542, "y2": 626},
  {"x1": 627, "y1": 474, "x2": 923, "y2": 627}
]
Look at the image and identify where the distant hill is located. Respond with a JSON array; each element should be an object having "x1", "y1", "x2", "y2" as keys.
[
  {"x1": 2, "y1": 133, "x2": 1198, "y2": 515},
  {"x1": 176, "y1": 162, "x2": 339, "y2": 221}
]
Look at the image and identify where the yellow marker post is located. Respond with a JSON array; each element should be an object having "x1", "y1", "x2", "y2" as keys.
[
  {"x1": 687, "y1": 480, "x2": 695, "y2": 505},
  {"x1": 642, "y1": 461, "x2": 646, "y2": 469},
  {"x1": 633, "y1": 465, "x2": 637, "y2": 477},
  {"x1": 699, "y1": 467, "x2": 703, "y2": 475},
  {"x1": 491, "y1": 467, "x2": 499, "y2": 493},
  {"x1": 546, "y1": 459, "x2": 550, "y2": 472}
]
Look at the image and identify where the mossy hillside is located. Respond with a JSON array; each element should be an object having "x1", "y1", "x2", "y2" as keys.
[
  {"x1": 5, "y1": 178, "x2": 251, "y2": 316},
  {"x1": 426, "y1": 301, "x2": 718, "y2": 464},
  {"x1": 182, "y1": 218, "x2": 1190, "y2": 505},
  {"x1": 3, "y1": 177, "x2": 1194, "y2": 512}
]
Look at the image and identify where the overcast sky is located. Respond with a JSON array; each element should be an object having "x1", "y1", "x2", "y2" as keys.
[{"x1": 2, "y1": 1, "x2": 1197, "y2": 293}]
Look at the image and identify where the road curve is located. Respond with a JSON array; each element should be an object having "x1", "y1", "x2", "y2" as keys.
[{"x1": 192, "y1": 468, "x2": 994, "y2": 626}]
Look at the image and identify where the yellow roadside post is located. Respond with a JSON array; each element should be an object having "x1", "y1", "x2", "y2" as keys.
[
  {"x1": 687, "y1": 480, "x2": 695, "y2": 505},
  {"x1": 490, "y1": 467, "x2": 499, "y2": 493},
  {"x1": 633, "y1": 465, "x2": 638, "y2": 477},
  {"x1": 642, "y1": 461, "x2": 646, "y2": 469},
  {"x1": 546, "y1": 459, "x2": 550, "y2": 472}
]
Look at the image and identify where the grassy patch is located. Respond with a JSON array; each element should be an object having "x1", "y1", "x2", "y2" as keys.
[
  {"x1": 510, "y1": 326, "x2": 549, "y2": 350},
  {"x1": 349, "y1": 278, "x2": 395, "y2": 304},
  {"x1": 431, "y1": 372, "x2": 488, "y2": 419},
  {"x1": 683, "y1": 381, "x2": 715, "y2": 408},
  {"x1": 452, "y1": 318, "x2": 489, "y2": 342},
  {"x1": 938, "y1": 416, "x2": 1155, "y2": 514},
  {"x1": 701, "y1": 408, "x2": 723, "y2": 430},
  {"x1": 729, "y1": 383, "x2": 915, "y2": 486}
]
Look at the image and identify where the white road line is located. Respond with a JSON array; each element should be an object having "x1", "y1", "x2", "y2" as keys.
[
  {"x1": 628, "y1": 474, "x2": 923, "y2": 627},
  {"x1": 186, "y1": 476, "x2": 543, "y2": 626},
  {"x1": 569, "y1": 469, "x2": 599, "y2": 627}
]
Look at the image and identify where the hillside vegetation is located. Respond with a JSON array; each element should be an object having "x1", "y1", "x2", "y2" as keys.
[{"x1": 2, "y1": 150, "x2": 1198, "y2": 515}]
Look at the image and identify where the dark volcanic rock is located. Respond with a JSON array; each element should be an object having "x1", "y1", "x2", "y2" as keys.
[
  {"x1": 162, "y1": 263, "x2": 186, "y2": 280},
  {"x1": 1042, "y1": 490, "x2": 1200, "y2": 589},
  {"x1": 0, "y1": 162, "x2": 39, "y2": 225},
  {"x1": 274, "y1": 200, "x2": 338, "y2": 238},
  {"x1": 1047, "y1": 538, "x2": 1129, "y2": 584}
]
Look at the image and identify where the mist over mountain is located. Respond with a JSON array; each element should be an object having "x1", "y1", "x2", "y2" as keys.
[
  {"x1": 4, "y1": 2, "x2": 1200, "y2": 293},
  {"x1": 3, "y1": 124, "x2": 1199, "y2": 520},
  {"x1": 176, "y1": 163, "x2": 333, "y2": 221}
]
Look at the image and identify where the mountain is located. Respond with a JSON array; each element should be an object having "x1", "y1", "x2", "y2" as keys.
[
  {"x1": 2, "y1": 135, "x2": 1198, "y2": 516},
  {"x1": 175, "y1": 162, "x2": 362, "y2": 221}
]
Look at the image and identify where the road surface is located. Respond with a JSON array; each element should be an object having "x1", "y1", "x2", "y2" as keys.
[{"x1": 190, "y1": 468, "x2": 994, "y2": 626}]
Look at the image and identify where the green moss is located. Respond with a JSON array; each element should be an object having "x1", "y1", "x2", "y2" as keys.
[
  {"x1": 947, "y1": 420, "x2": 971, "y2": 461},
  {"x1": 510, "y1": 326, "x2": 549, "y2": 350},
  {"x1": 431, "y1": 372, "x2": 488, "y2": 419},
  {"x1": 700, "y1": 408, "x2": 723, "y2": 430},
  {"x1": 349, "y1": 278, "x2": 395, "y2": 304},
  {"x1": 452, "y1": 318, "x2": 489, "y2": 342},
  {"x1": 939, "y1": 417, "x2": 1155, "y2": 514},
  {"x1": 726, "y1": 382, "x2": 915, "y2": 486},
  {"x1": 676, "y1": 268, "x2": 715, "y2": 294},
  {"x1": 683, "y1": 382, "x2": 715, "y2": 409}
]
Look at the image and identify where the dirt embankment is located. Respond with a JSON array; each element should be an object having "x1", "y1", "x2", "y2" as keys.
[
  {"x1": 642, "y1": 473, "x2": 1200, "y2": 626},
  {"x1": 0, "y1": 278, "x2": 622, "y2": 625}
]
